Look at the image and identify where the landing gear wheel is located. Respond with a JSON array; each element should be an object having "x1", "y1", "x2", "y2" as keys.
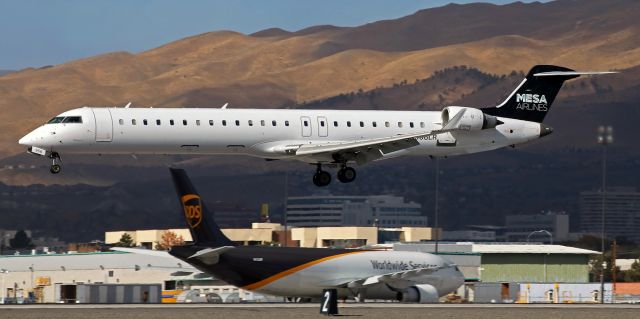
[
  {"x1": 48, "y1": 152, "x2": 62, "y2": 174},
  {"x1": 50, "y1": 164, "x2": 61, "y2": 174},
  {"x1": 313, "y1": 169, "x2": 332, "y2": 187},
  {"x1": 337, "y1": 167, "x2": 356, "y2": 183}
]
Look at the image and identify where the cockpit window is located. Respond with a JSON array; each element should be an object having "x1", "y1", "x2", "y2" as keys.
[
  {"x1": 47, "y1": 117, "x2": 65, "y2": 124},
  {"x1": 61, "y1": 116, "x2": 82, "y2": 124}
]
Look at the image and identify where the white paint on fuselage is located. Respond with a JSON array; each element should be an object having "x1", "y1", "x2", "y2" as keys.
[
  {"x1": 19, "y1": 107, "x2": 541, "y2": 163},
  {"x1": 253, "y1": 251, "x2": 464, "y2": 299}
]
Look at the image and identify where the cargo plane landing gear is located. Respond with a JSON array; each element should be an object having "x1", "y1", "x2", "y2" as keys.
[
  {"x1": 49, "y1": 152, "x2": 62, "y2": 174},
  {"x1": 312, "y1": 164, "x2": 357, "y2": 187}
]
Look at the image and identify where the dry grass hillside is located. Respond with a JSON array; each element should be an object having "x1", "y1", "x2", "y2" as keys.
[{"x1": 0, "y1": 0, "x2": 639, "y2": 159}]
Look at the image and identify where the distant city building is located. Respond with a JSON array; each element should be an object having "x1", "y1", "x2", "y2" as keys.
[
  {"x1": 505, "y1": 212, "x2": 569, "y2": 243},
  {"x1": 580, "y1": 187, "x2": 640, "y2": 243},
  {"x1": 285, "y1": 195, "x2": 427, "y2": 228},
  {"x1": 465, "y1": 225, "x2": 507, "y2": 241},
  {"x1": 442, "y1": 230, "x2": 496, "y2": 242}
]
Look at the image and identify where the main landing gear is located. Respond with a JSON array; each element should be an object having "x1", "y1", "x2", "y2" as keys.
[
  {"x1": 49, "y1": 152, "x2": 62, "y2": 174},
  {"x1": 312, "y1": 164, "x2": 357, "y2": 187}
]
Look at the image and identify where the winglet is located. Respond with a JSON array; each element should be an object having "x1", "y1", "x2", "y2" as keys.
[
  {"x1": 124, "y1": 102, "x2": 132, "y2": 108},
  {"x1": 221, "y1": 103, "x2": 229, "y2": 109}
]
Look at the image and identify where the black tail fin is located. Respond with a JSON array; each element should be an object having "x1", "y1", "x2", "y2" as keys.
[
  {"x1": 483, "y1": 65, "x2": 579, "y2": 123},
  {"x1": 169, "y1": 168, "x2": 235, "y2": 247}
]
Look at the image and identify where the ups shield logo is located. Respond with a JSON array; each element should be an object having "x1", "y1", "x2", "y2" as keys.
[{"x1": 181, "y1": 194, "x2": 203, "y2": 228}]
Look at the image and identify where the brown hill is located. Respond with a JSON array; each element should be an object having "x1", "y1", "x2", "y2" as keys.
[{"x1": 0, "y1": 0, "x2": 638, "y2": 161}]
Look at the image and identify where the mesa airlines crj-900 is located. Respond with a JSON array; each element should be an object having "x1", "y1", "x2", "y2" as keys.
[{"x1": 18, "y1": 65, "x2": 614, "y2": 186}]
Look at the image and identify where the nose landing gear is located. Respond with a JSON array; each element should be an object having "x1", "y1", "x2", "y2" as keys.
[{"x1": 49, "y1": 152, "x2": 62, "y2": 174}]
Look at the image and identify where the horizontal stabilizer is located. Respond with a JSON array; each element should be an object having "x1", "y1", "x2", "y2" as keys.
[
  {"x1": 188, "y1": 246, "x2": 235, "y2": 265},
  {"x1": 533, "y1": 71, "x2": 618, "y2": 77}
]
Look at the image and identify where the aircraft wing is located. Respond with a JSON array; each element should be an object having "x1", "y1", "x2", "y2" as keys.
[
  {"x1": 292, "y1": 131, "x2": 436, "y2": 165},
  {"x1": 319, "y1": 266, "x2": 442, "y2": 289}
]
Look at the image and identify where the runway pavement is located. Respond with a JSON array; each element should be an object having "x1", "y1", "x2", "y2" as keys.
[{"x1": 1, "y1": 304, "x2": 639, "y2": 319}]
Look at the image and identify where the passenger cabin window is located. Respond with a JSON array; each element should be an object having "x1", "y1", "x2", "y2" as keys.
[
  {"x1": 260, "y1": 120, "x2": 265, "y2": 126},
  {"x1": 183, "y1": 120, "x2": 187, "y2": 126},
  {"x1": 359, "y1": 121, "x2": 364, "y2": 127},
  {"x1": 47, "y1": 117, "x2": 65, "y2": 124},
  {"x1": 285, "y1": 120, "x2": 290, "y2": 126},
  {"x1": 222, "y1": 120, "x2": 227, "y2": 126},
  {"x1": 333, "y1": 121, "x2": 338, "y2": 127},
  {"x1": 420, "y1": 122, "x2": 425, "y2": 128},
  {"x1": 410, "y1": 122, "x2": 414, "y2": 128},
  {"x1": 119, "y1": 119, "x2": 124, "y2": 125},
  {"x1": 156, "y1": 119, "x2": 161, "y2": 125},
  {"x1": 132, "y1": 119, "x2": 137, "y2": 125},
  {"x1": 62, "y1": 116, "x2": 82, "y2": 124},
  {"x1": 385, "y1": 121, "x2": 390, "y2": 127},
  {"x1": 196, "y1": 120, "x2": 200, "y2": 126},
  {"x1": 209, "y1": 120, "x2": 214, "y2": 126},
  {"x1": 372, "y1": 122, "x2": 377, "y2": 127},
  {"x1": 397, "y1": 122, "x2": 403, "y2": 128},
  {"x1": 170, "y1": 120, "x2": 174, "y2": 126},
  {"x1": 143, "y1": 119, "x2": 148, "y2": 126},
  {"x1": 347, "y1": 121, "x2": 351, "y2": 127},
  {"x1": 235, "y1": 120, "x2": 240, "y2": 126},
  {"x1": 248, "y1": 120, "x2": 253, "y2": 126},
  {"x1": 272, "y1": 120, "x2": 277, "y2": 126}
]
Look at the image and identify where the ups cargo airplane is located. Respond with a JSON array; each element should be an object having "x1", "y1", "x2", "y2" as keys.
[
  {"x1": 115, "y1": 168, "x2": 466, "y2": 302},
  {"x1": 18, "y1": 65, "x2": 614, "y2": 186}
]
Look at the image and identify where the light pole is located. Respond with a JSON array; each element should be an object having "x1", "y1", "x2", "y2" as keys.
[
  {"x1": 597, "y1": 125, "x2": 613, "y2": 303},
  {"x1": 526, "y1": 230, "x2": 553, "y2": 244},
  {"x1": 434, "y1": 157, "x2": 440, "y2": 254},
  {"x1": 0, "y1": 269, "x2": 8, "y2": 304},
  {"x1": 283, "y1": 170, "x2": 289, "y2": 248}
]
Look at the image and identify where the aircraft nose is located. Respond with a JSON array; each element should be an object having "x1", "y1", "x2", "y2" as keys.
[{"x1": 19, "y1": 132, "x2": 33, "y2": 146}]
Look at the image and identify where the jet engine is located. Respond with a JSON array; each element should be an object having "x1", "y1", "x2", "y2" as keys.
[
  {"x1": 398, "y1": 284, "x2": 439, "y2": 303},
  {"x1": 441, "y1": 106, "x2": 501, "y2": 131}
]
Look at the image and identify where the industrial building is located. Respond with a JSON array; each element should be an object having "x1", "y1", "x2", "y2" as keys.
[
  {"x1": 286, "y1": 195, "x2": 427, "y2": 228},
  {"x1": 105, "y1": 224, "x2": 437, "y2": 248},
  {"x1": 580, "y1": 187, "x2": 640, "y2": 243},
  {"x1": 394, "y1": 242, "x2": 598, "y2": 283}
]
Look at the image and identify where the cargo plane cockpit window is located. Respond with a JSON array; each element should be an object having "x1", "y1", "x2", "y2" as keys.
[
  {"x1": 61, "y1": 116, "x2": 82, "y2": 124},
  {"x1": 47, "y1": 117, "x2": 65, "y2": 124}
]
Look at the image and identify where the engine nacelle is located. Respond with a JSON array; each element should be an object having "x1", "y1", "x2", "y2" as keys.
[
  {"x1": 441, "y1": 106, "x2": 500, "y2": 131},
  {"x1": 398, "y1": 284, "x2": 439, "y2": 303}
]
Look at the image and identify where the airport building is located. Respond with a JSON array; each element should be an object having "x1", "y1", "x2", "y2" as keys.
[
  {"x1": 104, "y1": 224, "x2": 437, "y2": 248},
  {"x1": 504, "y1": 212, "x2": 570, "y2": 243},
  {"x1": 580, "y1": 187, "x2": 640, "y2": 243},
  {"x1": 394, "y1": 242, "x2": 599, "y2": 283},
  {"x1": 286, "y1": 195, "x2": 427, "y2": 228}
]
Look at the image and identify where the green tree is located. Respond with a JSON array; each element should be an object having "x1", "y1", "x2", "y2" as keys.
[
  {"x1": 9, "y1": 230, "x2": 34, "y2": 249},
  {"x1": 624, "y1": 259, "x2": 640, "y2": 282},
  {"x1": 114, "y1": 233, "x2": 134, "y2": 247}
]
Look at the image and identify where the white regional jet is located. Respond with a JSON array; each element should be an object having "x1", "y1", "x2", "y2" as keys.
[{"x1": 18, "y1": 65, "x2": 613, "y2": 186}]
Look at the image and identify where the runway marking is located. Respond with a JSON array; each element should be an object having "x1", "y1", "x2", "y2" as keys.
[{"x1": 1, "y1": 303, "x2": 639, "y2": 309}]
